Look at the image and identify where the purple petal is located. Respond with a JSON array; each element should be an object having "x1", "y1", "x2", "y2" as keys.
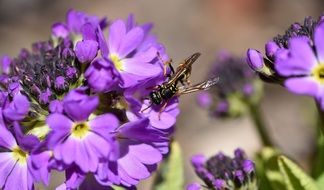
[
  {"x1": 64, "y1": 166, "x2": 86, "y2": 189},
  {"x1": 75, "y1": 40, "x2": 98, "y2": 63},
  {"x1": 47, "y1": 113, "x2": 73, "y2": 131},
  {"x1": 0, "y1": 152, "x2": 16, "y2": 187},
  {"x1": 81, "y1": 23, "x2": 97, "y2": 41},
  {"x1": 284, "y1": 77, "x2": 321, "y2": 97},
  {"x1": 52, "y1": 23, "x2": 69, "y2": 38},
  {"x1": 63, "y1": 89, "x2": 99, "y2": 122},
  {"x1": 3, "y1": 93, "x2": 30, "y2": 121},
  {"x1": 85, "y1": 133, "x2": 112, "y2": 159},
  {"x1": 149, "y1": 111, "x2": 176, "y2": 130},
  {"x1": 53, "y1": 138, "x2": 77, "y2": 165},
  {"x1": 109, "y1": 20, "x2": 126, "y2": 54},
  {"x1": 74, "y1": 139, "x2": 98, "y2": 172},
  {"x1": 315, "y1": 22, "x2": 324, "y2": 62},
  {"x1": 129, "y1": 144, "x2": 162, "y2": 165},
  {"x1": 4, "y1": 163, "x2": 31, "y2": 190},
  {"x1": 89, "y1": 113, "x2": 119, "y2": 135},
  {"x1": 265, "y1": 41, "x2": 280, "y2": 58},
  {"x1": 97, "y1": 27, "x2": 109, "y2": 57},
  {"x1": 276, "y1": 37, "x2": 316, "y2": 76},
  {"x1": 122, "y1": 58, "x2": 162, "y2": 77},
  {"x1": 118, "y1": 27, "x2": 144, "y2": 58},
  {"x1": 0, "y1": 123, "x2": 17, "y2": 149},
  {"x1": 118, "y1": 154, "x2": 150, "y2": 179}
]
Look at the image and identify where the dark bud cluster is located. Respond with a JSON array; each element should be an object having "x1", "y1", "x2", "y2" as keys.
[
  {"x1": 191, "y1": 149, "x2": 256, "y2": 190},
  {"x1": 273, "y1": 16, "x2": 322, "y2": 48},
  {"x1": 9, "y1": 38, "x2": 81, "y2": 106}
]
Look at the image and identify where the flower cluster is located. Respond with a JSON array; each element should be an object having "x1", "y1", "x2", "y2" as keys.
[
  {"x1": 0, "y1": 10, "x2": 179, "y2": 189},
  {"x1": 187, "y1": 148, "x2": 256, "y2": 190},
  {"x1": 196, "y1": 51, "x2": 262, "y2": 118},
  {"x1": 247, "y1": 15, "x2": 324, "y2": 109}
]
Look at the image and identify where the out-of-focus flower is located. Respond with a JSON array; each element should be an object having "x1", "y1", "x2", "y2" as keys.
[
  {"x1": 188, "y1": 149, "x2": 257, "y2": 190},
  {"x1": 197, "y1": 51, "x2": 262, "y2": 118},
  {"x1": 0, "y1": 9, "x2": 179, "y2": 189},
  {"x1": 246, "y1": 15, "x2": 324, "y2": 109}
]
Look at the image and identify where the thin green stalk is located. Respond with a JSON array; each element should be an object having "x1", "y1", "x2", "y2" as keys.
[
  {"x1": 248, "y1": 102, "x2": 273, "y2": 147},
  {"x1": 311, "y1": 103, "x2": 324, "y2": 178}
]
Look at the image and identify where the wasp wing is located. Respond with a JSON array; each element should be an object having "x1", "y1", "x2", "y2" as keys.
[
  {"x1": 177, "y1": 77, "x2": 219, "y2": 95},
  {"x1": 167, "y1": 52, "x2": 201, "y2": 85}
]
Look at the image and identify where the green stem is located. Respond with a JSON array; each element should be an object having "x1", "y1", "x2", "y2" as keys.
[
  {"x1": 248, "y1": 103, "x2": 273, "y2": 147},
  {"x1": 311, "y1": 103, "x2": 324, "y2": 178}
]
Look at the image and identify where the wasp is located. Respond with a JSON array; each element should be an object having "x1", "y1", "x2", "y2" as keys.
[{"x1": 144, "y1": 52, "x2": 219, "y2": 118}]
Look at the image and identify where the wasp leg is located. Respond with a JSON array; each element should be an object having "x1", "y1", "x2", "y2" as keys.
[
  {"x1": 157, "y1": 52, "x2": 174, "y2": 76},
  {"x1": 158, "y1": 101, "x2": 169, "y2": 120},
  {"x1": 141, "y1": 103, "x2": 153, "y2": 113}
]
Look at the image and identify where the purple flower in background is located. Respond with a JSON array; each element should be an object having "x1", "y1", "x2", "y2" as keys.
[
  {"x1": 197, "y1": 51, "x2": 261, "y2": 118},
  {"x1": 47, "y1": 88, "x2": 118, "y2": 173},
  {"x1": 189, "y1": 149, "x2": 257, "y2": 190},
  {"x1": 246, "y1": 15, "x2": 324, "y2": 109}
]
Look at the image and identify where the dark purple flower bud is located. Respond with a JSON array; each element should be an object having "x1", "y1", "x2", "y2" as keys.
[
  {"x1": 243, "y1": 159, "x2": 255, "y2": 174},
  {"x1": 265, "y1": 41, "x2": 280, "y2": 59},
  {"x1": 39, "y1": 89, "x2": 53, "y2": 104},
  {"x1": 214, "y1": 179, "x2": 226, "y2": 190},
  {"x1": 234, "y1": 170, "x2": 245, "y2": 187},
  {"x1": 3, "y1": 93, "x2": 30, "y2": 121},
  {"x1": 75, "y1": 40, "x2": 98, "y2": 63},
  {"x1": 246, "y1": 48, "x2": 264, "y2": 71},
  {"x1": 49, "y1": 100, "x2": 63, "y2": 113},
  {"x1": 52, "y1": 23, "x2": 69, "y2": 38},
  {"x1": 1, "y1": 55, "x2": 11, "y2": 75},
  {"x1": 55, "y1": 76, "x2": 67, "y2": 90}
]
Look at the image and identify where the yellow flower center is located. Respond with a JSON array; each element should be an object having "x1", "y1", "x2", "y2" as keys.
[
  {"x1": 12, "y1": 147, "x2": 28, "y2": 165},
  {"x1": 110, "y1": 54, "x2": 124, "y2": 71},
  {"x1": 312, "y1": 64, "x2": 324, "y2": 84},
  {"x1": 71, "y1": 122, "x2": 90, "y2": 139}
]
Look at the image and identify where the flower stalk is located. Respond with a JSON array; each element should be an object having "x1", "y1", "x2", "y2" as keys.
[{"x1": 248, "y1": 102, "x2": 273, "y2": 147}]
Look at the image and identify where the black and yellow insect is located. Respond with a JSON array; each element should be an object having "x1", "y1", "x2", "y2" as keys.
[{"x1": 146, "y1": 52, "x2": 219, "y2": 117}]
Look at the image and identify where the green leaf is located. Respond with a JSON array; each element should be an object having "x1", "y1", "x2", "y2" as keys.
[
  {"x1": 316, "y1": 172, "x2": 324, "y2": 188},
  {"x1": 153, "y1": 141, "x2": 184, "y2": 190},
  {"x1": 255, "y1": 147, "x2": 285, "y2": 190},
  {"x1": 278, "y1": 156, "x2": 318, "y2": 190}
]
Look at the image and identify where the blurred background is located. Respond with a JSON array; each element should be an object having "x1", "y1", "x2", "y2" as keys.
[{"x1": 0, "y1": 0, "x2": 322, "y2": 189}]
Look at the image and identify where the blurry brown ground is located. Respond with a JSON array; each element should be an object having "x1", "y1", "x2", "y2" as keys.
[{"x1": 0, "y1": 0, "x2": 322, "y2": 189}]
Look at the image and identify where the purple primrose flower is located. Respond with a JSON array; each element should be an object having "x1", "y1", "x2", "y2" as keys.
[
  {"x1": 246, "y1": 15, "x2": 324, "y2": 109},
  {"x1": 0, "y1": 9, "x2": 179, "y2": 190}
]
